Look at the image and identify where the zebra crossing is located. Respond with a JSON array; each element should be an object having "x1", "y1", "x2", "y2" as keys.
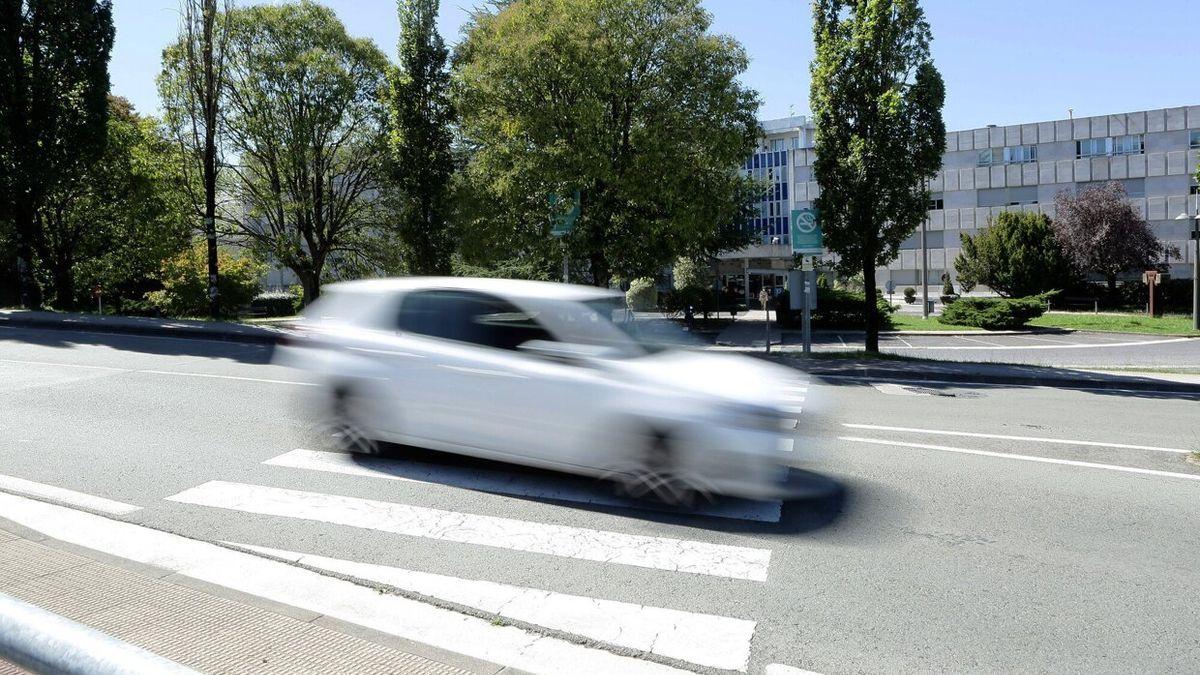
[
  {"x1": 154, "y1": 439, "x2": 799, "y2": 673},
  {"x1": 156, "y1": 384, "x2": 810, "y2": 673}
]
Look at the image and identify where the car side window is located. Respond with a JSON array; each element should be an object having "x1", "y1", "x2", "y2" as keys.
[{"x1": 398, "y1": 290, "x2": 552, "y2": 351}]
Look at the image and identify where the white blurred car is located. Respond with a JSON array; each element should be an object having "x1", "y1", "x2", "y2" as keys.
[{"x1": 275, "y1": 277, "x2": 805, "y2": 503}]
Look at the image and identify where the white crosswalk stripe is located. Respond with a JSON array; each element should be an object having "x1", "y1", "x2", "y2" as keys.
[
  {"x1": 166, "y1": 481, "x2": 772, "y2": 581},
  {"x1": 264, "y1": 448, "x2": 783, "y2": 523},
  {"x1": 228, "y1": 542, "x2": 756, "y2": 671}
]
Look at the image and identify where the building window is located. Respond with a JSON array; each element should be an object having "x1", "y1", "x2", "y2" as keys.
[
  {"x1": 1190, "y1": 184, "x2": 1199, "y2": 195},
  {"x1": 1190, "y1": 130, "x2": 1200, "y2": 149},
  {"x1": 977, "y1": 148, "x2": 995, "y2": 166},
  {"x1": 1076, "y1": 138, "x2": 1111, "y2": 158},
  {"x1": 978, "y1": 186, "x2": 1037, "y2": 208},
  {"x1": 1003, "y1": 145, "x2": 1037, "y2": 164},
  {"x1": 1112, "y1": 134, "x2": 1144, "y2": 156},
  {"x1": 928, "y1": 197, "x2": 944, "y2": 210},
  {"x1": 1078, "y1": 178, "x2": 1145, "y2": 199},
  {"x1": 771, "y1": 139, "x2": 786, "y2": 152}
]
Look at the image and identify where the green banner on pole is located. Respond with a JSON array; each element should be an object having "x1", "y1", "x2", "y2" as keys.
[{"x1": 790, "y1": 207, "x2": 823, "y2": 254}]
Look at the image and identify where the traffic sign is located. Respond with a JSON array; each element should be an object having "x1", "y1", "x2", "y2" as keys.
[
  {"x1": 790, "y1": 207, "x2": 823, "y2": 254},
  {"x1": 549, "y1": 191, "x2": 580, "y2": 237}
]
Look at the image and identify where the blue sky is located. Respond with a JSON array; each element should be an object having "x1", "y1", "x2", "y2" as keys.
[{"x1": 111, "y1": 0, "x2": 1198, "y2": 131}]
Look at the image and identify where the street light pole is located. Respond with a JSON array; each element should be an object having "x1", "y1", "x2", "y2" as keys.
[
  {"x1": 921, "y1": 179, "x2": 930, "y2": 319},
  {"x1": 1192, "y1": 212, "x2": 1199, "y2": 332}
]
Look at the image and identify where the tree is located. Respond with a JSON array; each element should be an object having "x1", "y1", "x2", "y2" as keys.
[
  {"x1": 159, "y1": 0, "x2": 233, "y2": 319},
  {"x1": 146, "y1": 241, "x2": 264, "y2": 318},
  {"x1": 1053, "y1": 182, "x2": 1168, "y2": 297},
  {"x1": 954, "y1": 211, "x2": 1071, "y2": 298},
  {"x1": 38, "y1": 97, "x2": 192, "y2": 309},
  {"x1": 673, "y1": 255, "x2": 713, "y2": 309},
  {"x1": 453, "y1": 0, "x2": 760, "y2": 286},
  {"x1": 0, "y1": 0, "x2": 114, "y2": 308},
  {"x1": 387, "y1": 0, "x2": 455, "y2": 276},
  {"x1": 215, "y1": 1, "x2": 390, "y2": 305},
  {"x1": 809, "y1": 0, "x2": 946, "y2": 352}
]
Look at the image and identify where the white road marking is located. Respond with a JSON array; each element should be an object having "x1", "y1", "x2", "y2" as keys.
[
  {"x1": 886, "y1": 337, "x2": 1191, "y2": 351},
  {"x1": 136, "y1": 370, "x2": 317, "y2": 386},
  {"x1": 0, "y1": 358, "x2": 125, "y2": 371},
  {"x1": 166, "y1": 481, "x2": 772, "y2": 580},
  {"x1": 0, "y1": 493, "x2": 684, "y2": 675},
  {"x1": 955, "y1": 335, "x2": 1006, "y2": 347},
  {"x1": 228, "y1": 542, "x2": 755, "y2": 671},
  {"x1": 871, "y1": 383, "x2": 928, "y2": 397},
  {"x1": 840, "y1": 436, "x2": 1200, "y2": 484},
  {"x1": 765, "y1": 665, "x2": 824, "y2": 675},
  {"x1": 0, "y1": 473, "x2": 140, "y2": 515},
  {"x1": 895, "y1": 336, "x2": 914, "y2": 348},
  {"x1": 843, "y1": 424, "x2": 1192, "y2": 454},
  {"x1": 264, "y1": 449, "x2": 782, "y2": 523}
]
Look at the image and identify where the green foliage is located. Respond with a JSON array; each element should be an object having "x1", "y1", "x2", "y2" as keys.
[
  {"x1": 147, "y1": 242, "x2": 265, "y2": 318},
  {"x1": 626, "y1": 278, "x2": 658, "y2": 311},
  {"x1": 44, "y1": 98, "x2": 192, "y2": 311},
  {"x1": 938, "y1": 295, "x2": 1048, "y2": 330},
  {"x1": 453, "y1": 0, "x2": 760, "y2": 285},
  {"x1": 778, "y1": 287, "x2": 895, "y2": 329},
  {"x1": 1, "y1": 0, "x2": 115, "y2": 308},
  {"x1": 810, "y1": 0, "x2": 946, "y2": 348},
  {"x1": 250, "y1": 288, "x2": 303, "y2": 317},
  {"x1": 450, "y1": 255, "x2": 553, "y2": 281},
  {"x1": 387, "y1": 0, "x2": 456, "y2": 275},
  {"x1": 672, "y1": 257, "x2": 714, "y2": 311},
  {"x1": 954, "y1": 211, "x2": 1071, "y2": 298},
  {"x1": 903, "y1": 287, "x2": 916, "y2": 303},
  {"x1": 175, "y1": 1, "x2": 391, "y2": 305}
]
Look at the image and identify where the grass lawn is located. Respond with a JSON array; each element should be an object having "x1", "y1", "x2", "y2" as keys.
[
  {"x1": 886, "y1": 313, "x2": 973, "y2": 331},
  {"x1": 1028, "y1": 312, "x2": 1200, "y2": 336}
]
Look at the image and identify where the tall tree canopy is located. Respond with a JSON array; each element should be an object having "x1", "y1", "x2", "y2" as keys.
[
  {"x1": 36, "y1": 98, "x2": 191, "y2": 309},
  {"x1": 0, "y1": 0, "x2": 114, "y2": 308},
  {"x1": 387, "y1": 0, "x2": 455, "y2": 276},
  {"x1": 954, "y1": 211, "x2": 1071, "y2": 299},
  {"x1": 810, "y1": 0, "x2": 945, "y2": 351},
  {"x1": 1053, "y1": 181, "x2": 1168, "y2": 295},
  {"x1": 215, "y1": 1, "x2": 390, "y2": 304},
  {"x1": 453, "y1": 0, "x2": 761, "y2": 286}
]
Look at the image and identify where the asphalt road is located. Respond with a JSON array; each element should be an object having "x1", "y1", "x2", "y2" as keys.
[{"x1": 2, "y1": 325, "x2": 1199, "y2": 674}]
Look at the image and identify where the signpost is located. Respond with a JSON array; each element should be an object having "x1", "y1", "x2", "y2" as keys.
[
  {"x1": 885, "y1": 279, "x2": 896, "y2": 307},
  {"x1": 1192, "y1": 216, "x2": 1200, "y2": 331},
  {"x1": 790, "y1": 208, "x2": 823, "y2": 355},
  {"x1": 759, "y1": 288, "x2": 771, "y2": 353},
  {"x1": 549, "y1": 191, "x2": 580, "y2": 282},
  {"x1": 1142, "y1": 270, "x2": 1161, "y2": 317}
]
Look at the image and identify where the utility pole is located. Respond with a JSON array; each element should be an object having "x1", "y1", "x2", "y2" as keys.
[{"x1": 1192, "y1": 212, "x2": 1199, "y2": 331}]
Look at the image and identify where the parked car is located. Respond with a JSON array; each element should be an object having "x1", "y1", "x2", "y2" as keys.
[{"x1": 274, "y1": 277, "x2": 805, "y2": 504}]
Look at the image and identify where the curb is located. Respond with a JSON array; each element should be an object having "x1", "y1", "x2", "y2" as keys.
[{"x1": 0, "y1": 311, "x2": 283, "y2": 346}]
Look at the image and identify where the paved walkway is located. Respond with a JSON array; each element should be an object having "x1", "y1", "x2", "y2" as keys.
[{"x1": 0, "y1": 523, "x2": 491, "y2": 675}]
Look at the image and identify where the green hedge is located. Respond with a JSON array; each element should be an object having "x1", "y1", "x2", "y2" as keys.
[
  {"x1": 250, "y1": 289, "x2": 303, "y2": 317},
  {"x1": 776, "y1": 288, "x2": 895, "y2": 329},
  {"x1": 939, "y1": 295, "x2": 1047, "y2": 330}
]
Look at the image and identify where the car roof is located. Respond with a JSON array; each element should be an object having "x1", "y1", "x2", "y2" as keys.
[{"x1": 324, "y1": 277, "x2": 624, "y2": 303}]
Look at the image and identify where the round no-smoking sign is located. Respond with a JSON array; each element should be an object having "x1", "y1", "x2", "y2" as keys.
[{"x1": 795, "y1": 209, "x2": 817, "y2": 233}]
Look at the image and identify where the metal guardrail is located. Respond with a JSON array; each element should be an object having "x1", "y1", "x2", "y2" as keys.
[{"x1": 0, "y1": 592, "x2": 198, "y2": 675}]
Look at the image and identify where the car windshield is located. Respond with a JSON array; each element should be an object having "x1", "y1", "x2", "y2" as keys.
[{"x1": 518, "y1": 296, "x2": 703, "y2": 358}]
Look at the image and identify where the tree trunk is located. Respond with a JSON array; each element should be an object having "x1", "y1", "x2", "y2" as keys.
[
  {"x1": 14, "y1": 204, "x2": 43, "y2": 309},
  {"x1": 587, "y1": 250, "x2": 610, "y2": 287},
  {"x1": 863, "y1": 261, "x2": 879, "y2": 353},
  {"x1": 52, "y1": 262, "x2": 74, "y2": 311},
  {"x1": 296, "y1": 268, "x2": 321, "y2": 307},
  {"x1": 1106, "y1": 274, "x2": 1117, "y2": 301},
  {"x1": 202, "y1": 0, "x2": 220, "y2": 320}
]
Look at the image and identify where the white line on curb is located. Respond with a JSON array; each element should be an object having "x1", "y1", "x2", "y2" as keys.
[
  {"x1": 765, "y1": 664, "x2": 824, "y2": 675},
  {"x1": 0, "y1": 473, "x2": 140, "y2": 515},
  {"x1": 227, "y1": 542, "x2": 755, "y2": 671},
  {"x1": 264, "y1": 449, "x2": 782, "y2": 523},
  {"x1": 887, "y1": 337, "x2": 1192, "y2": 351},
  {"x1": 840, "y1": 436, "x2": 1200, "y2": 483},
  {"x1": 843, "y1": 424, "x2": 1192, "y2": 454},
  {"x1": 816, "y1": 374, "x2": 1200, "y2": 397},
  {"x1": 0, "y1": 493, "x2": 684, "y2": 675},
  {"x1": 137, "y1": 370, "x2": 316, "y2": 387},
  {"x1": 166, "y1": 481, "x2": 772, "y2": 581}
]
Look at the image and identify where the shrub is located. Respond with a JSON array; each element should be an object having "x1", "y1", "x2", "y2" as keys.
[
  {"x1": 955, "y1": 211, "x2": 1073, "y2": 298},
  {"x1": 778, "y1": 287, "x2": 894, "y2": 329},
  {"x1": 250, "y1": 288, "x2": 303, "y2": 317},
  {"x1": 903, "y1": 287, "x2": 917, "y2": 304},
  {"x1": 673, "y1": 257, "x2": 714, "y2": 315},
  {"x1": 626, "y1": 277, "x2": 658, "y2": 311},
  {"x1": 145, "y1": 242, "x2": 265, "y2": 319},
  {"x1": 939, "y1": 295, "x2": 1048, "y2": 330}
]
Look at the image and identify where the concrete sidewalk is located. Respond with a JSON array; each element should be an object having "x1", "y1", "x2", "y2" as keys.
[
  {"x1": 0, "y1": 310, "x2": 284, "y2": 345},
  {"x1": 0, "y1": 522, "x2": 497, "y2": 675}
]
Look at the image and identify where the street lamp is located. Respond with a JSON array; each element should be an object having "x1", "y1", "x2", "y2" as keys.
[{"x1": 1192, "y1": 211, "x2": 1199, "y2": 332}]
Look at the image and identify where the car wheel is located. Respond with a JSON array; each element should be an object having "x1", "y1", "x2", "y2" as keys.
[
  {"x1": 616, "y1": 429, "x2": 702, "y2": 508},
  {"x1": 328, "y1": 387, "x2": 379, "y2": 455}
]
